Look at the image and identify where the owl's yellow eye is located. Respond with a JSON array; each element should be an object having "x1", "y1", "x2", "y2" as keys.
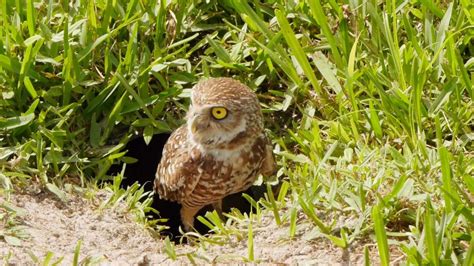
[{"x1": 211, "y1": 107, "x2": 228, "y2": 120}]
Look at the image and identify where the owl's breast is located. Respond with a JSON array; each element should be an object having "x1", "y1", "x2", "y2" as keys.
[{"x1": 181, "y1": 135, "x2": 267, "y2": 208}]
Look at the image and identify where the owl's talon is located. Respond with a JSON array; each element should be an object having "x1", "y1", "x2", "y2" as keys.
[{"x1": 182, "y1": 224, "x2": 192, "y2": 232}]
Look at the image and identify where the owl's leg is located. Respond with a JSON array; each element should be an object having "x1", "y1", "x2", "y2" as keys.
[
  {"x1": 180, "y1": 205, "x2": 202, "y2": 232},
  {"x1": 212, "y1": 200, "x2": 225, "y2": 220}
]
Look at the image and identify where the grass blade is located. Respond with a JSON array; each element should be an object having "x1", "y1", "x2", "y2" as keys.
[
  {"x1": 306, "y1": 0, "x2": 343, "y2": 67},
  {"x1": 275, "y1": 9, "x2": 323, "y2": 98},
  {"x1": 26, "y1": 0, "x2": 36, "y2": 36},
  {"x1": 372, "y1": 204, "x2": 390, "y2": 266},
  {"x1": 247, "y1": 218, "x2": 254, "y2": 262},
  {"x1": 424, "y1": 199, "x2": 439, "y2": 266},
  {"x1": 439, "y1": 147, "x2": 453, "y2": 213},
  {"x1": 73, "y1": 240, "x2": 82, "y2": 266}
]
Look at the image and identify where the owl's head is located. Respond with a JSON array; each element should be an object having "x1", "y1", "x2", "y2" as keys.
[{"x1": 187, "y1": 78, "x2": 263, "y2": 149}]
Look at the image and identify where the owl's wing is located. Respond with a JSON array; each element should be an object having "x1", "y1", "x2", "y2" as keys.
[
  {"x1": 260, "y1": 135, "x2": 277, "y2": 176},
  {"x1": 154, "y1": 125, "x2": 202, "y2": 202}
]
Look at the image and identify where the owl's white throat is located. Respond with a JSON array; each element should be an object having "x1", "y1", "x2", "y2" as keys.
[{"x1": 189, "y1": 120, "x2": 254, "y2": 160}]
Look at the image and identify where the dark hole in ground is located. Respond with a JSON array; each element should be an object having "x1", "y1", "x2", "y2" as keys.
[{"x1": 107, "y1": 133, "x2": 269, "y2": 241}]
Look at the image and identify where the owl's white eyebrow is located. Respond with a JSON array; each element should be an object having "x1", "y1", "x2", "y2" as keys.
[{"x1": 197, "y1": 104, "x2": 229, "y2": 110}]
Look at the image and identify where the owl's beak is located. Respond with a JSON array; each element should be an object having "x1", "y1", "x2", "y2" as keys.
[
  {"x1": 190, "y1": 114, "x2": 208, "y2": 134},
  {"x1": 190, "y1": 121, "x2": 198, "y2": 134}
]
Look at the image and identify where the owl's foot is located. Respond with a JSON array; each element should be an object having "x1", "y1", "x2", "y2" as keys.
[
  {"x1": 180, "y1": 205, "x2": 201, "y2": 232},
  {"x1": 212, "y1": 200, "x2": 225, "y2": 220}
]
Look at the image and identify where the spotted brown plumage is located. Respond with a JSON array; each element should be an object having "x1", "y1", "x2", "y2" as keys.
[{"x1": 154, "y1": 77, "x2": 276, "y2": 231}]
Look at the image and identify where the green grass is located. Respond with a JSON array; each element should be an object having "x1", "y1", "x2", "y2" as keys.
[{"x1": 1, "y1": 0, "x2": 473, "y2": 264}]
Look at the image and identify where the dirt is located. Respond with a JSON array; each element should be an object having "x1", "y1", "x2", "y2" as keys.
[{"x1": 0, "y1": 191, "x2": 403, "y2": 265}]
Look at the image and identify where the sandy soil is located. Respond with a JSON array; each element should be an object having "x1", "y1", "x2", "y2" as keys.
[{"x1": 0, "y1": 191, "x2": 403, "y2": 265}]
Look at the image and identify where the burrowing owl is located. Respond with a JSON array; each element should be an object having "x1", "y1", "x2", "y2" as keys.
[{"x1": 154, "y1": 77, "x2": 276, "y2": 231}]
